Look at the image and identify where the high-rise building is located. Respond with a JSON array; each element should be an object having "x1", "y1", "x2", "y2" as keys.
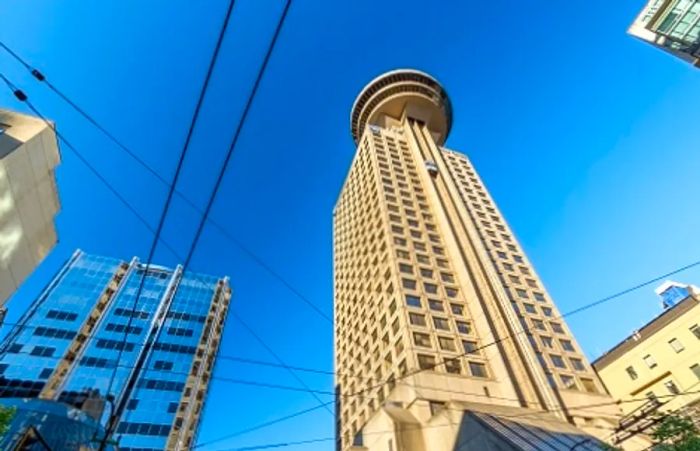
[
  {"x1": 593, "y1": 282, "x2": 700, "y2": 439},
  {"x1": 628, "y1": 0, "x2": 700, "y2": 67},
  {"x1": 334, "y1": 70, "x2": 647, "y2": 450},
  {"x1": 0, "y1": 250, "x2": 231, "y2": 451},
  {"x1": 0, "y1": 109, "x2": 61, "y2": 314}
]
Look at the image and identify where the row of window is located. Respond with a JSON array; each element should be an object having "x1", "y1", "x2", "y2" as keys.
[
  {"x1": 626, "y1": 324, "x2": 700, "y2": 379},
  {"x1": 167, "y1": 327, "x2": 194, "y2": 337},
  {"x1": 152, "y1": 342, "x2": 197, "y2": 355},
  {"x1": 5, "y1": 344, "x2": 56, "y2": 357},
  {"x1": 113, "y1": 308, "x2": 150, "y2": 320},
  {"x1": 96, "y1": 339, "x2": 135, "y2": 352},
  {"x1": 81, "y1": 356, "x2": 115, "y2": 368},
  {"x1": 33, "y1": 326, "x2": 77, "y2": 340},
  {"x1": 126, "y1": 399, "x2": 178, "y2": 413},
  {"x1": 166, "y1": 311, "x2": 207, "y2": 323},
  {"x1": 416, "y1": 353, "x2": 488, "y2": 378},
  {"x1": 105, "y1": 323, "x2": 143, "y2": 335},
  {"x1": 116, "y1": 421, "x2": 171, "y2": 437},
  {"x1": 45, "y1": 309, "x2": 78, "y2": 322},
  {"x1": 136, "y1": 378, "x2": 185, "y2": 392}
]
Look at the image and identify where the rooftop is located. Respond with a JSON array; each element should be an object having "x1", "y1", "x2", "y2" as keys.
[{"x1": 350, "y1": 69, "x2": 452, "y2": 145}]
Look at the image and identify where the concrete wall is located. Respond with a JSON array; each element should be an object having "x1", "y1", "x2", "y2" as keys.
[{"x1": 0, "y1": 110, "x2": 60, "y2": 308}]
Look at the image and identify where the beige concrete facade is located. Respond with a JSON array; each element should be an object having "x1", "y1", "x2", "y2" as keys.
[
  {"x1": 628, "y1": 0, "x2": 700, "y2": 67},
  {"x1": 0, "y1": 109, "x2": 60, "y2": 310},
  {"x1": 594, "y1": 283, "x2": 700, "y2": 440},
  {"x1": 334, "y1": 70, "x2": 640, "y2": 450}
]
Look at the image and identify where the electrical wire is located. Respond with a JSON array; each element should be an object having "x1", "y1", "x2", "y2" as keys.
[
  {"x1": 0, "y1": 38, "x2": 332, "y2": 324},
  {"x1": 4, "y1": 24, "x2": 700, "y2": 451},
  {"x1": 97, "y1": 0, "x2": 239, "y2": 447},
  {"x1": 346, "y1": 257, "x2": 700, "y2": 398},
  {"x1": 196, "y1": 388, "x2": 700, "y2": 451}
]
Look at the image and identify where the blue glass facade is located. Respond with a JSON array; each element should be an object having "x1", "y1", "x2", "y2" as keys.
[
  {"x1": 0, "y1": 250, "x2": 231, "y2": 451},
  {"x1": 659, "y1": 284, "x2": 690, "y2": 308}
]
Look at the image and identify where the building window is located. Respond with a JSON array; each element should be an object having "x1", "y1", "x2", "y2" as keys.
[
  {"x1": 560, "y1": 340, "x2": 575, "y2": 352},
  {"x1": 468, "y1": 362, "x2": 488, "y2": 378},
  {"x1": 664, "y1": 380, "x2": 680, "y2": 395},
  {"x1": 691, "y1": 364, "x2": 700, "y2": 381},
  {"x1": 438, "y1": 337, "x2": 456, "y2": 352},
  {"x1": 402, "y1": 279, "x2": 417, "y2": 290},
  {"x1": 126, "y1": 399, "x2": 139, "y2": 411},
  {"x1": 570, "y1": 358, "x2": 585, "y2": 372},
  {"x1": 444, "y1": 358, "x2": 461, "y2": 374},
  {"x1": 424, "y1": 283, "x2": 438, "y2": 294},
  {"x1": 30, "y1": 346, "x2": 55, "y2": 357},
  {"x1": 644, "y1": 354, "x2": 658, "y2": 369},
  {"x1": 154, "y1": 360, "x2": 174, "y2": 371},
  {"x1": 690, "y1": 324, "x2": 700, "y2": 340},
  {"x1": 669, "y1": 338, "x2": 685, "y2": 353},
  {"x1": 580, "y1": 378, "x2": 597, "y2": 393},
  {"x1": 399, "y1": 263, "x2": 413, "y2": 274},
  {"x1": 541, "y1": 336, "x2": 553, "y2": 348},
  {"x1": 413, "y1": 333, "x2": 431, "y2": 348},
  {"x1": 409, "y1": 313, "x2": 426, "y2": 327},
  {"x1": 550, "y1": 322, "x2": 564, "y2": 334},
  {"x1": 462, "y1": 340, "x2": 479, "y2": 354},
  {"x1": 406, "y1": 295, "x2": 421, "y2": 308},
  {"x1": 428, "y1": 300, "x2": 444, "y2": 312},
  {"x1": 38, "y1": 368, "x2": 53, "y2": 379},
  {"x1": 417, "y1": 354, "x2": 436, "y2": 370},
  {"x1": 433, "y1": 317, "x2": 450, "y2": 331},
  {"x1": 626, "y1": 366, "x2": 638, "y2": 380},
  {"x1": 456, "y1": 321, "x2": 471, "y2": 335},
  {"x1": 560, "y1": 375, "x2": 577, "y2": 389},
  {"x1": 550, "y1": 354, "x2": 566, "y2": 369},
  {"x1": 523, "y1": 303, "x2": 537, "y2": 314},
  {"x1": 450, "y1": 304, "x2": 464, "y2": 316}
]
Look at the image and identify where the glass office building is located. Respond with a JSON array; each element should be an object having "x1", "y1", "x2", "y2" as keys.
[
  {"x1": 0, "y1": 250, "x2": 231, "y2": 450},
  {"x1": 629, "y1": 0, "x2": 700, "y2": 66}
]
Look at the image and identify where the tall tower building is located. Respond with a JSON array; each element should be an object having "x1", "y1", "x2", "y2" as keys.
[
  {"x1": 0, "y1": 109, "x2": 61, "y2": 313},
  {"x1": 0, "y1": 250, "x2": 231, "y2": 450},
  {"x1": 334, "y1": 70, "x2": 637, "y2": 450},
  {"x1": 628, "y1": 0, "x2": 700, "y2": 67}
]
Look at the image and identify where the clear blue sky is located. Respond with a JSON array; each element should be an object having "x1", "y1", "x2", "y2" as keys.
[{"x1": 1, "y1": 1, "x2": 700, "y2": 449}]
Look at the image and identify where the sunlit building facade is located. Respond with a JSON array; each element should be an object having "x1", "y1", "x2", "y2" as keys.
[
  {"x1": 0, "y1": 250, "x2": 231, "y2": 450},
  {"x1": 333, "y1": 70, "x2": 647, "y2": 450},
  {"x1": 593, "y1": 282, "x2": 700, "y2": 441},
  {"x1": 629, "y1": 0, "x2": 700, "y2": 66},
  {"x1": 0, "y1": 109, "x2": 60, "y2": 313}
]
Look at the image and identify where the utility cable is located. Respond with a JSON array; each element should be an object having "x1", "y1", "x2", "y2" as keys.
[
  {"x1": 348, "y1": 257, "x2": 700, "y2": 398},
  {"x1": 197, "y1": 388, "x2": 696, "y2": 451},
  {"x1": 0, "y1": 38, "x2": 332, "y2": 324},
  {"x1": 97, "y1": 0, "x2": 238, "y2": 447},
  {"x1": 0, "y1": 73, "x2": 184, "y2": 263}
]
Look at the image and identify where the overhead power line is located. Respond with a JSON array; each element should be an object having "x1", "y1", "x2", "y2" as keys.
[
  {"x1": 195, "y1": 388, "x2": 700, "y2": 451},
  {"x1": 0, "y1": 34, "x2": 331, "y2": 324},
  {"x1": 97, "y1": 0, "x2": 239, "y2": 447},
  {"x1": 1, "y1": 68, "x2": 341, "y2": 424},
  {"x1": 347, "y1": 257, "x2": 700, "y2": 398}
]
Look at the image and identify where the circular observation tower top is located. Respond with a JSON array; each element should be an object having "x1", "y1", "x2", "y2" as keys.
[{"x1": 350, "y1": 69, "x2": 452, "y2": 145}]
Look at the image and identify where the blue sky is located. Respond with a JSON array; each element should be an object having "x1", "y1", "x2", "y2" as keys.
[{"x1": 1, "y1": 0, "x2": 700, "y2": 449}]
